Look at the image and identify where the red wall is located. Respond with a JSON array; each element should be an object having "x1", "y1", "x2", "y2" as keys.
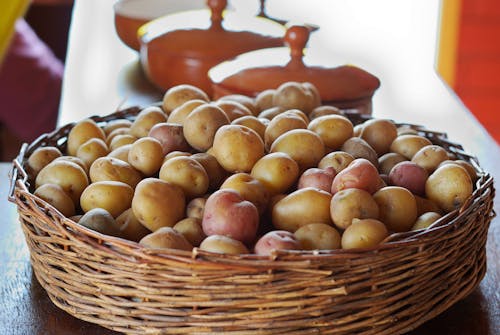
[{"x1": 455, "y1": 0, "x2": 500, "y2": 143}]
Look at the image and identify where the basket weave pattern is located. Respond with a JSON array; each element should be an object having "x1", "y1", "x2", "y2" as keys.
[{"x1": 9, "y1": 107, "x2": 495, "y2": 334}]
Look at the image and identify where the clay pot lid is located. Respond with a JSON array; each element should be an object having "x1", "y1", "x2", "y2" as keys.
[
  {"x1": 138, "y1": 0, "x2": 285, "y2": 59},
  {"x1": 208, "y1": 25, "x2": 381, "y2": 102}
]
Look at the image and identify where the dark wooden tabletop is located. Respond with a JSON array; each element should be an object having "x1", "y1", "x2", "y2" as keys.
[{"x1": 2, "y1": 0, "x2": 500, "y2": 334}]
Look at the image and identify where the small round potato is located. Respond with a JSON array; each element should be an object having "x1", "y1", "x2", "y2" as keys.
[
  {"x1": 272, "y1": 188, "x2": 332, "y2": 232},
  {"x1": 411, "y1": 212, "x2": 442, "y2": 231},
  {"x1": 148, "y1": 122, "x2": 190, "y2": 155},
  {"x1": 360, "y1": 119, "x2": 398, "y2": 156},
  {"x1": 439, "y1": 159, "x2": 478, "y2": 183},
  {"x1": 106, "y1": 127, "x2": 130, "y2": 145},
  {"x1": 109, "y1": 134, "x2": 137, "y2": 151},
  {"x1": 167, "y1": 99, "x2": 207, "y2": 125},
  {"x1": 103, "y1": 119, "x2": 132, "y2": 135},
  {"x1": 294, "y1": 223, "x2": 341, "y2": 250},
  {"x1": 414, "y1": 195, "x2": 442, "y2": 216},
  {"x1": 231, "y1": 115, "x2": 267, "y2": 141},
  {"x1": 190, "y1": 152, "x2": 227, "y2": 191},
  {"x1": 27, "y1": 146, "x2": 62, "y2": 177},
  {"x1": 36, "y1": 160, "x2": 89, "y2": 205},
  {"x1": 330, "y1": 188, "x2": 379, "y2": 230},
  {"x1": 76, "y1": 138, "x2": 109, "y2": 167},
  {"x1": 389, "y1": 134, "x2": 433, "y2": 160},
  {"x1": 411, "y1": 145, "x2": 450, "y2": 173},
  {"x1": 162, "y1": 84, "x2": 209, "y2": 114},
  {"x1": 53, "y1": 155, "x2": 89, "y2": 175},
  {"x1": 255, "y1": 89, "x2": 276, "y2": 111},
  {"x1": 80, "y1": 180, "x2": 134, "y2": 218},
  {"x1": 79, "y1": 208, "x2": 122, "y2": 237},
  {"x1": 89, "y1": 156, "x2": 142, "y2": 189},
  {"x1": 378, "y1": 152, "x2": 407, "y2": 175},
  {"x1": 67, "y1": 118, "x2": 106, "y2": 156},
  {"x1": 173, "y1": 217, "x2": 206, "y2": 247},
  {"x1": 129, "y1": 106, "x2": 167, "y2": 138},
  {"x1": 272, "y1": 81, "x2": 319, "y2": 114},
  {"x1": 116, "y1": 208, "x2": 151, "y2": 242},
  {"x1": 186, "y1": 197, "x2": 207, "y2": 220},
  {"x1": 264, "y1": 111, "x2": 307, "y2": 149},
  {"x1": 183, "y1": 104, "x2": 230, "y2": 151},
  {"x1": 132, "y1": 178, "x2": 186, "y2": 231},
  {"x1": 373, "y1": 186, "x2": 417, "y2": 232},
  {"x1": 318, "y1": 151, "x2": 355, "y2": 174},
  {"x1": 340, "y1": 137, "x2": 378, "y2": 168},
  {"x1": 34, "y1": 183, "x2": 76, "y2": 217},
  {"x1": 270, "y1": 129, "x2": 325, "y2": 172},
  {"x1": 341, "y1": 218, "x2": 388, "y2": 249},
  {"x1": 218, "y1": 94, "x2": 258, "y2": 116},
  {"x1": 254, "y1": 230, "x2": 302, "y2": 255},
  {"x1": 388, "y1": 161, "x2": 429, "y2": 196},
  {"x1": 159, "y1": 156, "x2": 209, "y2": 199},
  {"x1": 308, "y1": 114, "x2": 354, "y2": 150},
  {"x1": 128, "y1": 137, "x2": 164, "y2": 176},
  {"x1": 212, "y1": 124, "x2": 265, "y2": 173},
  {"x1": 258, "y1": 106, "x2": 286, "y2": 120},
  {"x1": 139, "y1": 227, "x2": 193, "y2": 251},
  {"x1": 309, "y1": 105, "x2": 342, "y2": 120},
  {"x1": 425, "y1": 164, "x2": 473, "y2": 213},
  {"x1": 250, "y1": 152, "x2": 299, "y2": 195},
  {"x1": 107, "y1": 144, "x2": 132, "y2": 163},
  {"x1": 199, "y1": 235, "x2": 249, "y2": 255}
]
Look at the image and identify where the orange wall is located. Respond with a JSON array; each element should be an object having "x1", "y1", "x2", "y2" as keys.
[{"x1": 454, "y1": 0, "x2": 500, "y2": 143}]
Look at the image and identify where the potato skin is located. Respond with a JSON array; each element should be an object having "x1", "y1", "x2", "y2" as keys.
[
  {"x1": 411, "y1": 145, "x2": 449, "y2": 173},
  {"x1": 330, "y1": 188, "x2": 379, "y2": 230},
  {"x1": 340, "y1": 137, "x2": 378, "y2": 168},
  {"x1": 341, "y1": 218, "x2": 388, "y2": 249},
  {"x1": 67, "y1": 118, "x2": 106, "y2": 156},
  {"x1": 297, "y1": 167, "x2": 336, "y2": 193},
  {"x1": 251, "y1": 152, "x2": 299, "y2": 196},
  {"x1": 34, "y1": 183, "x2": 76, "y2": 217},
  {"x1": 89, "y1": 156, "x2": 142, "y2": 189},
  {"x1": 308, "y1": 114, "x2": 354, "y2": 150},
  {"x1": 411, "y1": 212, "x2": 442, "y2": 231},
  {"x1": 139, "y1": 227, "x2": 193, "y2": 251},
  {"x1": 148, "y1": 122, "x2": 190, "y2": 155},
  {"x1": 128, "y1": 137, "x2": 164, "y2": 176},
  {"x1": 28, "y1": 146, "x2": 62, "y2": 177},
  {"x1": 264, "y1": 112, "x2": 307, "y2": 150},
  {"x1": 79, "y1": 208, "x2": 122, "y2": 237},
  {"x1": 389, "y1": 134, "x2": 432, "y2": 160},
  {"x1": 360, "y1": 119, "x2": 398, "y2": 156},
  {"x1": 199, "y1": 235, "x2": 249, "y2": 255},
  {"x1": 378, "y1": 152, "x2": 407, "y2": 175},
  {"x1": 173, "y1": 217, "x2": 206, "y2": 247},
  {"x1": 129, "y1": 106, "x2": 167, "y2": 138},
  {"x1": 116, "y1": 208, "x2": 151, "y2": 242},
  {"x1": 425, "y1": 164, "x2": 473, "y2": 213},
  {"x1": 373, "y1": 186, "x2": 417, "y2": 232},
  {"x1": 272, "y1": 187, "x2": 333, "y2": 232},
  {"x1": 254, "y1": 230, "x2": 302, "y2": 255},
  {"x1": 388, "y1": 161, "x2": 428, "y2": 196},
  {"x1": 162, "y1": 84, "x2": 209, "y2": 114},
  {"x1": 294, "y1": 223, "x2": 341, "y2": 250},
  {"x1": 80, "y1": 180, "x2": 134, "y2": 218},
  {"x1": 159, "y1": 156, "x2": 209, "y2": 199},
  {"x1": 331, "y1": 158, "x2": 384, "y2": 195},
  {"x1": 318, "y1": 151, "x2": 355, "y2": 174},
  {"x1": 220, "y1": 173, "x2": 269, "y2": 216},
  {"x1": 132, "y1": 178, "x2": 186, "y2": 231},
  {"x1": 183, "y1": 104, "x2": 229, "y2": 151}
]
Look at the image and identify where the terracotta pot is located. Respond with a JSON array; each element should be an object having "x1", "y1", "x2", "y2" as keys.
[{"x1": 138, "y1": 0, "x2": 285, "y2": 96}]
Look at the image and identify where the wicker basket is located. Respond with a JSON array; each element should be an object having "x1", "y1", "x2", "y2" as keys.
[{"x1": 8, "y1": 107, "x2": 495, "y2": 335}]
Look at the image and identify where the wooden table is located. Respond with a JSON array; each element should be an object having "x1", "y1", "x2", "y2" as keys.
[{"x1": 2, "y1": 0, "x2": 499, "y2": 334}]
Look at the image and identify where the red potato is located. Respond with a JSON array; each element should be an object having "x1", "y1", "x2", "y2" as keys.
[
  {"x1": 148, "y1": 122, "x2": 191, "y2": 155},
  {"x1": 388, "y1": 161, "x2": 429, "y2": 196},
  {"x1": 220, "y1": 173, "x2": 269, "y2": 216},
  {"x1": 297, "y1": 167, "x2": 336, "y2": 193},
  {"x1": 253, "y1": 230, "x2": 302, "y2": 256},
  {"x1": 331, "y1": 158, "x2": 384, "y2": 195},
  {"x1": 202, "y1": 189, "x2": 259, "y2": 244}
]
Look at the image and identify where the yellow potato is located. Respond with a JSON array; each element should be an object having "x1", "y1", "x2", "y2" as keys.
[
  {"x1": 231, "y1": 115, "x2": 267, "y2": 141},
  {"x1": 80, "y1": 180, "x2": 134, "y2": 218},
  {"x1": 173, "y1": 217, "x2": 206, "y2": 247},
  {"x1": 258, "y1": 106, "x2": 286, "y2": 120},
  {"x1": 255, "y1": 89, "x2": 276, "y2": 111},
  {"x1": 294, "y1": 223, "x2": 341, "y2": 250},
  {"x1": 373, "y1": 186, "x2": 417, "y2": 232},
  {"x1": 89, "y1": 156, "x2": 142, "y2": 189},
  {"x1": 159, "y1": 156, "x2": 209, "y2": 199},
  {"x1": 106, "y1": 127, "x2": 130, "y2": 145},
  {"x1": 309, "y1": 105, "x2": 342, "y2": 120},
  {"x1": 139, "y1": 227, "x2": 193, "y2": 251},
  {"x1": 411, "y1": 212, "x2": 442, "y2": 231},
  {"x1": 162, "y1": 84, "x2": 209, "y2": 114},
  {"x1": 199, "y1": 235, "x2": 249, "y2": 254},
  {"x1": 270, "y1": 129, "x2": 325, "y2": 172},
  {"x1": 414, "y1": 195, "x2": 442, "y2": 216},
  {"x1": 218, "y1": 94, "x2": 258, "y2": 116},
  {"x1": 272, "y1": 188, "x2": 332, "y2": 232},
  {"x1": 78, "y1": 208, "x2": 122, "y2": 237},
  {"x1": 67, "y1": 118, "x2": 106, "y2": 156},
  {"x1": 308, "y1": 114, "x2": 354, "y2": 150},
  {"x1": 34, "y1": 183, "x2": 75, "y2": 217},
  {"x1": 109, "y1": 134, "x2": 137, "y2": 151},
  {"x1": 107, "y1": 144, "x2": 132, "y2": 163},
  {"x1": 129, "y1": 106, "x2": 167, "y2": 138},
  {"x1": 425, "y1": 164, "x2": 473, "y2": 213},
  {"x1": 318, "y1": 151, "x2": 355, "y2": 174},
  {"x1": 132, "y1": 178, "x2": 186, "y2": 231},
  {"x1": 340, "y1": 137, "x2": 378, "y2": 168},
  {"x1": 102, "y1": 119, "x2": 132, "y2": 135},
  {"x1": 439, "y1": 159, "x2": 478, "y2": 183},
  {"x1": 116, "y1": 208, "x2": 151, "y2": 242},
  {"x1": 264, "y1": 111, "x2": 307, "y2": 150},
  {"x1": 53, "y1": 155, "x2": 89, "y2": 175},
  {"x1": 36, "y1": 160, "x2": 89, "y2": 204},
  {"x1": 212, "y1": 124, "x2": 265, "y2": 173},
  {"x1": 360, "y1": 119, "x2": 398, "y2": 156},
  {"x1": 163, "y1": 151, "x2": 192, "y2": 163},
  {"x1": 378, "y1": 152, "x2": 407, "y2": 175},
  {"x1": 341, "y1": 218, "x2": 388, "y2": 249},
  {"x1": 411, "y1": 145, "x2": 450, "y2": 173},
  {"x1": 272, "y1": 81, "x2": 319, "y2": 114},
  {"x1": 27, "y1": 146, "x2": 62, "y2": 177},
  {"x1": 251, "y1": 152, "x2": 299, "y2": 195},
  {"x1": 128, "y1": 137, "x2": 164, "y2": 176},
  {"x1": 330, "y1": 188, "x2": 379, "y2": 230},
  {"x1": 167, "y1": 99, "x2": 207, "y2": 125},
  {"x1": 183, "y1": 104, "x2": 230, "y2": 151},
  {"x1": 186, "y1": 197, "x2": 207, "y2": 220},
  {"x1": 390, "y1": 134, "x2": 433, "y2": 159},
  {"x1": 76, "y1": 138, "x2": 109, "y2": 168}
]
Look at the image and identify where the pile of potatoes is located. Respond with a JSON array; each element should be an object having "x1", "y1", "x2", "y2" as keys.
[{"x1": 27, "y1": 81, "x2": 477, "y2": 255}]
